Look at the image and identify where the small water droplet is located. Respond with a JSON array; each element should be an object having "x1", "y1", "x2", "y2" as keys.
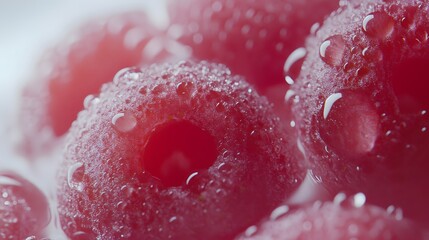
[
  {"x1": 387, "y1": 205, "x2": 404, "y2": 220},
  {"x1": 176, "y1": 82, "x2": 194, "y2": 96},
  {"x1": 334, "y1": 192, "x2": 347, "y2": 205},
  {"x1": 67, "y1": 162, "x2": 85, "y2": 192},
  {"x1": 83, "y1": 95, "x2": 100, "y2": 109},
  {"x1": 290, "y1": 120, "x2": 296, "y2": 128},
  {"x1": 352, "y1": 192, "x2": 366, "y2": 207},
  {"x1": 284, "y1": 47, "x2": 307, "y2": 81},
  {"x1": 186, "y1": 172, "x2": 198, "y2": 185},
  {"x1": 112, "y1": 112, "x2": 137, "y2": 133},
  {"x1": 362, "y1": 12, "x2": 395, "y2": 39},
  {"x1": 323, "y1": 93, "x2": 343, "y2": 119},
  {"x1": 284, "y1": 89, "x2": 296, "y2": 102},
  {"x1": 270, "y1": 205, "x2": 289, "y2": 220},
  {"x1": 244, "y1": 225, "x2": 258, "y2": 237},
  {"x1": 319, "y1": 35, "x2": 346, "y2": 66},
  {"x1": 169, "y1": 216, "x2": 177, "y2": 223}
]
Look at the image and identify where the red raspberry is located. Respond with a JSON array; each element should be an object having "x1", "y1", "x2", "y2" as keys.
[
  {"x1": 236, "y1": 193, "x2": 426, "y2": 240},
  {"x1": 57, "y1": 61, "x2": 304, "y2": 239},
  {"x1": 19, "y1": 11, "x2": 185, "y2": 157},
  {"x1": 167, "y1": 0, "x2": 339, "y2": 90},
  {"x1": 0, "y1": 172, "x2": 50, "y2": 238},
  {"x1": 290, "y1": 0, "x2": 429, "y2": 224}
]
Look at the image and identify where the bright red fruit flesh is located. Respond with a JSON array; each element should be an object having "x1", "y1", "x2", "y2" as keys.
[
  {"x1": 57, "y1": 61, "x2": 304, "y2": 239},
  {"x1": 19, "y1": 11, "x2": 179, "y2": 157},
  {"x1": 0, "y1": 172, "x2": 50, "y2": 239},
  {"x1": 167, "y1": 0, "x2": 339, "y2": 90},
  {"x1": 290, "y1": 0, "x2": 429, "y2": 225},
  {"x1": 236, "y1": 193, "x2": 427, "y2": 240}
]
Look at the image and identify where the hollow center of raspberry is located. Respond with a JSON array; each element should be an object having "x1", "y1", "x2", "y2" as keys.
[
  {"x1": 142, "y1": 121, "x2": 217, "y2": 187},
  {"x1": 391, "y1": 57, "x2": 429, "y2": 113}
]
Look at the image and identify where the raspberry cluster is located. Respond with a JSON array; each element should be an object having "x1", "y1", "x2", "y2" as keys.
[{"x1": 4, "y1": 0, "x2": 429, "y2": 239}]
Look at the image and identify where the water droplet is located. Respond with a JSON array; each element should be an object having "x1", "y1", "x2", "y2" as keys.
[
  {"x1": 323, "y1": 93, "x2": 343, "y2": 119},
  {"x1": 362, "y1": 12, "x2": 395, "y2": 39},
  {"x1": 113, "y1": 67, "x2": 140, "y2": 84},
  {"x1": 284, "y1": 89, "x2": 296, "y2": 102},
  {"x1": 290, "y1": 120, "x2": 296, "y2": 128},
  {"x1": 67, "y1": 162, "x2": 85, "y2": 192},
  {"x1": 319, "y1": 91, "x2": 379, "y2": 156},
  {"x1": 169, "y1": 216, "x2": 177, "y2": 223},
  {"x1": 176, "y1": 82, "x2": 194, "y2": 96},
  {"x1": 319, "y1": 35, "x2": 346, "y2": 66},
  {"x1": 186, "y1": 172, "x2": 199, "y2": 185},
  {"x1": 284, "y1": 47, "x2": 307, "y2": 80},
  {"x1": 270, "y1": 205, "x2": 289, "y2": 220},
  {"x1": 334, "y1": 192, "x2": 347, "y2": 205},
  {"x1": 244, "y1": 225, "x2": 258, "y2": 237},
  {"x1": 387, "y1": 205, "x2": 403, "y2": 220},
  {"x1": 352, "y1": 192, "x2": 366, "y2": 207},
  {"x1": 112, "y1": 112, "x2": 137, "y2": 133},
  {"x1": 83, "y1": 95, "x2": 100, "y2": 109}
]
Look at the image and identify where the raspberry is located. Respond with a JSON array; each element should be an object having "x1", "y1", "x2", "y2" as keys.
[
  {"x1": 290, "y1": 0, "x2": 429, "y2": 224},
  {"x1": 236, "y1": 193, "x2": 426, "y2": 240},
  {"x1": 19, "y1": 11, "x2": 185, "y2": 157},
  {"x1": 57, "y1": 61, "x2": 304, "y2": 239},
  {"x1": 167, "y1": 0, "x2": 338, "y2": 90},
  {"x1": 0, "y1": 172, "x2": 50, "y2": 239}
]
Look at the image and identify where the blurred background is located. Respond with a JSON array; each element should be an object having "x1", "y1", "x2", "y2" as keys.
[{"x1": 0, "y1": 0, "x2": 167, "y2": 162}]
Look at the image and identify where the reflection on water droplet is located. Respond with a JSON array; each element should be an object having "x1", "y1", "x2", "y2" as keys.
[
  {"x1": 320, "y1": 91, "x2": 379, "y2": 156},
  {"x1": 387, "y1": 205, "x2": 404, "y2": 220},
  {"x1": 362, "y1": 12, "x2": 395, "y2": 39},
  {"x1": 320, "y1": 35, "x2": 346, "y2": 66},
  {"x1": 176, "y1": 82, "x2": 194, "y2": 96},
  {"x1": 67, "y1": 162, "x2": 85, "y2": 192},
  {"x1": 285, "y1": 76, "x2": 295, "y2": 85},
  {"x1": 112, "y1": 112, "x2": 137, "y2": 133},
  {"x1": 244, "y1": 225, "x2": 257, "y2": 237},
  {"x1": 186, "y1": 172, "x2": 198, "y2": 185},
  {"x1": 334, "y1": 192, "x2": 347, "y2": 205},
  {"x1": 352, "y1": 192, "x2": 366, "y2": 207},
  {"x1": 323, "y1": 93, "x2": 343, "y2": 119},
  {"x1": 270, "y1": 205, "x2": 289, "y2": 220},
  {"x1": 284, "y1": 89, "x2": 296, "y2": 102},
  {"x1": 169, "y1": 216, "x2": 177, "y2": 223},
  {"x1": 284, "y1": 47, "x2": 307, "y2": 80},
  {"x1": 83, "y1": 95, "x2": 100, "y2": 109}
]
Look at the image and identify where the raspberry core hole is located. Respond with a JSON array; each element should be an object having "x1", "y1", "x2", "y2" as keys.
[
  {"x1": 391, "y1": 57, "x2": 429, "y2": 113},
  {"x1": 142, "y1": 120, "x2": 218, "y2": 187}
]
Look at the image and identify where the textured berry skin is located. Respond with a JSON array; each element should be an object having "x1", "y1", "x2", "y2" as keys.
[
  {"x1": 236, "y1": 194, "x2": 426, "y2": 240},
  {"x1": 19, "y1": 11, "x2": 181, "y2": 157},
  {"x1": 0, "y1": 172, "x2": 50, "y2": 239},
  {"x1": 167, "y1": 0, "x2": 339, "y2": 90},
  {"x1": 57, "y1": 61, "x2": 304, "y2": 239},
  {"x1": 290, "y1": 0, "x2": 429, "y2": 224}
]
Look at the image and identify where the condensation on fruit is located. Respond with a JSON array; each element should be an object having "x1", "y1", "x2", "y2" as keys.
[
  {"x1": 319, "y1": 35, "x2": 346, "y2": 67},
  {"x1": 176, "y1": 81, "x2": 195, "y2": 96},
  {"x1": 111, "y1": 112, "x2": 137, "y2": 133},
  {"x1": 83, "y1": 94, "x2": 100, "y2": 109},
  {"x1": 67, "y1": 162, "x2": 85, "y2": 192},
  {"x1": 269, "y1": 205, "x2": 290, "y2": 220},
  {"x1": 362, "y1": 12, "x2": 395, "y2": 39},
  {"x1": 319, "y1": 91, "x2": 380, "y2": 157},
  {"x1": 283, "y1": 47, "x2": 307, "y2": 83}
]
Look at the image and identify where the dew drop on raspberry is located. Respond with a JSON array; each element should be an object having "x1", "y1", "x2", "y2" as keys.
[
  {"x1": 141, "y1": 121, "x2": 217, "y2": 187},
  {"x1": 176, "y1": 81, "x2": 195, "y2": 96},
  {"x1": 319, "y1": 91, "x2": 380, "y2": 157},
  {"x1": 111, "y1": 112, "x2": 137, "y2": 133},
  {"x1": 283, "y1": 47, "x2": 307, "y2": 83},
  {"x1": 67, "y1": 162, "x2": 85, "y2": 192},
  {"x1": 319, "y1": 35, "x2": 346, "y2": 67},
  {"x1": 362, "y1": 12, "x2": 395, "y2": 39}
]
